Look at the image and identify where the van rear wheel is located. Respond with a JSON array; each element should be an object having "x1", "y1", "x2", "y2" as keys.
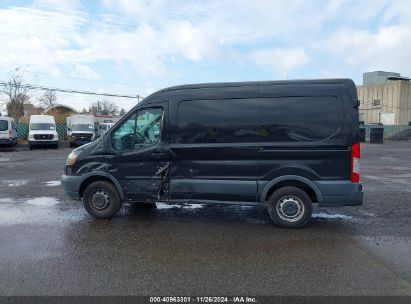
[
  {"x1": 268, "y1": 186, "x2": 312, "y2": 228},
  {"x1": 83, "y1": 181, "x2": 122, "y2": 219}
]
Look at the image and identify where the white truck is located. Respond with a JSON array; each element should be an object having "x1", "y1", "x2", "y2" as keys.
[
  {"x1": 67, "y1": 114, "x2": 96, "y2": 147},
  {"x1": 28, "y1": 115, "x2": 59, "y2": 149},
  {"x1": 0, "y1": 116, "x2": 18, "y2": 146}
]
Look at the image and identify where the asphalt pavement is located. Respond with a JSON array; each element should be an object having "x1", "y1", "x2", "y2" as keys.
[{"x1": 0, "y1": 142, "x2": 410, "y2": 296}]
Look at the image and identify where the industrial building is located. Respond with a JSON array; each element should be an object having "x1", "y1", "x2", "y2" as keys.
[{"x1": 357, "y1": 71, "x2": 411, "y2": 125}]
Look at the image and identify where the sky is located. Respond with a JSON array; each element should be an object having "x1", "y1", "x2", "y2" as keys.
[{"x1": 0, "y1": 0, "x2": 410, "y2": 113}]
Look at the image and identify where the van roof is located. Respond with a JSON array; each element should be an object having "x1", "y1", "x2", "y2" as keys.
[
  {"x1": 0, "y1": 116, "x2": 13, "y2": 121},
  {"x1": 137, "y1": 79, "x2": 356, "y2": 107},
  {"x1": 157, "y1": 78, "x2": 355, "y2": 93}
]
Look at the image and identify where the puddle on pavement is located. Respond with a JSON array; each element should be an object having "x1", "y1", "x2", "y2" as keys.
[
  {"x1": 355, "y1": 236, "x2": 411, "y2": 281},
  {"x1": 361, "y1": 211, "x2": 376, "y2": 217},
  {"x1": 0, "y1": 196, "x2": 85, "y2": 225},
  {"x1": 43, "y1": 181, "x2": 61, "y2": 187},
  {"x1": 3, "y1": 180, "x2": 28, "y2": 187},
  {"x1": 312, "y1": 211, "x2": 352, "y2": 220},
  {"x1": 156, "y1": 203, "x2": 205, "y2": 210},
  {"x1": 0, "y1": 156, "x2": 11, "y2": 162},
  {"x1": 0, "y1": 196, "x2": 59, "y2": 206},
  {"x1": 26, "y1": 197, "x2": 59, "y2": 206},
  {"x1": 379, "y1": 156, "x2": 395, "y2": 160},
  {"x1": 0, "y1": 198, "x2": 15, "y2": 203}
]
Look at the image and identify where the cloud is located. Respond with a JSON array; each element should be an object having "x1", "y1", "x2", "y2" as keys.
[
  {"x1": 71, "y1": 64, "x2": 100, "y2": 80},
  {"x1": 32, "y1": 0, "x2": 82, "y2": 11},
  {"x1": 250, "y1": 48, "x2": 310, "y2": 75},
  {"x1": 322, "y1": 23, "x2": 411, "y2": 75},
  {"x1": 1, "y1": 0, "x2": 411, "y2": 112},
  {"x1": 0, "y1": 6, "x2": 86, "y2": 71}
]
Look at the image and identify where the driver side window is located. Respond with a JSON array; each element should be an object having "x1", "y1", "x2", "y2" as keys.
[{"x1": 111, "y1": 108, "x2": 163, "y2": 152}]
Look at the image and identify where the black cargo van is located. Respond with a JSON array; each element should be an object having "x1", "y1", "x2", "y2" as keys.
[{"x1": 61, "y1": 79, "x2": 362, "y2": 228}]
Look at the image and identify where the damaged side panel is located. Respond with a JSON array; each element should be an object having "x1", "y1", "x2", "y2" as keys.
[
  {"x1": 109, "y1": 160, "x2": 170, "y2": 203},
  {"x1": 103, "y1": 100, "x2": 170, "y2": 203},
  {"x1": 156, "y1": 163, "x2": 170, "y2": 200}
]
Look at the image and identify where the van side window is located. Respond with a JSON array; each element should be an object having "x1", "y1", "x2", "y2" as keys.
[
  {"x1": 112, "y1": 108, "x2": 163, "y2": 151},
  {"x1": 258, "y1": 96, "x2": 342, "y2": 142},
  {"x1": 176, "y1": 99, "x2": 258, "y2": 143},
  {"x1": 0, "y1": 120, "x2": 7, "y2": 131}
]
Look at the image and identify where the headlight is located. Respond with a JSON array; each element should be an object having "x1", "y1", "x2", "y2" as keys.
[
  {"x1": 28, "y1": 134, "x2": 34, "y2": 139},
  {"x1": 66, "y1": 151, "x2": 78, "y2": 166}
]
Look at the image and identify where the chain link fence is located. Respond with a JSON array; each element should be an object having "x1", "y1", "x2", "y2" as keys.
[
  {"x1": 16, "y1": 123, "x2": 68, "y2": 141},
  {"x1": 363, "y1": 125, "x2": 411, "y2": 139}
]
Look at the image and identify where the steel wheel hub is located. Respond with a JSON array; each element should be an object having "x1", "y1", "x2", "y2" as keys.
[
  {"x1": 90, "y1": 190, "x2": 110, "y2": 211},
  {"x1": 277, "y1": 196, "x2": 305, "y2": 222}
]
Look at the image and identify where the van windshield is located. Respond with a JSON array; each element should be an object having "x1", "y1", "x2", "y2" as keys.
[
  {"x1": 0, "y1": 120, "x2": 8, "y2": 131},
  {"x1": 72, "y1": 124, "x2": 93, "y2": 131},
  {"x1": 30, "y1": 123, "x2": 55, "y2": 130}
]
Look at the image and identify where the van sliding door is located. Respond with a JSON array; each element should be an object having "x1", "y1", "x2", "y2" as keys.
[{"x1": 169, "y1": 92, "x2": 259, "y2": 203}]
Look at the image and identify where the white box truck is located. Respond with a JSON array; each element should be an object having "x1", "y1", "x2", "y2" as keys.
[
  {"x1": 28, "y1": 115, "x2": 58, "y2": 149},
  {"x1": 67, "y1": 114, "x2": 96, "y2": 147}
]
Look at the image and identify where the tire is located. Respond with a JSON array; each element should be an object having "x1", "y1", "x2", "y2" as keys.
[
  {"x1": 83, "y1": 181, "x2": 122, "y2": 219},
  {"x1": 268, "y1": 186, "x2": 313, "y2": 228}
]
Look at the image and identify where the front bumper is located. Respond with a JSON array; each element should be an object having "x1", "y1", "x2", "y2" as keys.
[
  {"x1": 69, "y1": 139, "x2": 93, "y2": 146},
  {"x1": 0, "y1": 138, "x2": 16, "y2": 145},
  {"x1": 29, "y1": 140, "x2": 58, "y2": 146},
  {"x1": 315, "y1": 181, "x2": 363, "y2": 206},
  {"x1": 61, "y1": 174, "x2": 81, "y2": 200}
]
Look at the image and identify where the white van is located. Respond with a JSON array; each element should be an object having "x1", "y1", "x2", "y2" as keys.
[
  {"x1": 67, "y1": 114, "x2": 96, "y2": 147},
  {"x1": 97, "y1": 122, "x2": 115, "y2": 137},
  {"x1": 28, "y1": 115, "x2": 58, "y2": 149},
  {"x1": 0, "y1": 116, "x2": 18, "y2": 146}
]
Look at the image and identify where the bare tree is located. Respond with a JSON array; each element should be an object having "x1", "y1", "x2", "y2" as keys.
[
  {"x1": 1, "y1": 71, "x2": 31, "y2": 121},
  {"x1": 90, "y1": 100, "x2": 119, "y2": 116},
  {"x1": 38, "y1": 89, "x2": 57, "y2": 109},
  {"x1": 119, "y1": 108, "x2": 126, "y2": 116}
]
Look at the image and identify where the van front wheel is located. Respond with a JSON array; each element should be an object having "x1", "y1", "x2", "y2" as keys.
[
  {"x1": 268, "y1": 186, "x2": 312, "y2": 228},
  {"x1": 83, "y1": 181, "x2": 122, "y2": 219}
]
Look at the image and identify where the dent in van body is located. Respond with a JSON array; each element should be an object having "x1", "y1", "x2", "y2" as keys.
[
  {"x1": 105, "y1": 158, "x2": 170, "y2": 202},
  {"x1": 76, "y1": 160, "x2": 109, "y2": 176},
  {"x1": 73, "y1": 157, "x2": 170, "y2": 202}
]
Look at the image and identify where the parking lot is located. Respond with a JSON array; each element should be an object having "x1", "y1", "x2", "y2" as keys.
[{"x1": 0, "y1": 142, "x2": 410, "y2": 296}]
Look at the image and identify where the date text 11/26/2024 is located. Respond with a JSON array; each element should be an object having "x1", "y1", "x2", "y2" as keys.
[{"x1": 149, "y1": 296, "x2": 258, "y2": 303}]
